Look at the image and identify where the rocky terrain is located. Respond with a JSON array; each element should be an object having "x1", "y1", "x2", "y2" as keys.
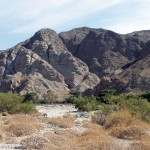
[{"x1": 0, "y1": 27, "x2": 150, "y2": 98}]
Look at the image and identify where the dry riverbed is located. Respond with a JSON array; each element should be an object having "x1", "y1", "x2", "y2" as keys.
[{"x1": 1, "y1": 104, "x2": 149, "y2": 150}]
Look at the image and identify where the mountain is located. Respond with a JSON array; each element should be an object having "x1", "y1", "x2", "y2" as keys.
[
  {"x1": 0, "y1": 29, "x2": 100, "y2": 99},
  {"x1": 59, "y1": 27, "x2": 150, "y2": 94},
  {"x1": 0, "y1": 27, "x2": 150, "y2": 98}
]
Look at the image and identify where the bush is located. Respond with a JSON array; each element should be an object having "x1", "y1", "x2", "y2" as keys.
[
  {"x1": 110, "y1": 126, "x2": 146, "y2": 140},
  {"x1": 6, "y1": 114, "x2": 41, "y2": 137},
  {"x1": 104, "y1": 109, "x2": 133, "y2": 129},
  {"x1": 23, "y1": 92, "x2": 40, "y2": 104},
  {"x1": 141, "y1": 91, "x2": 150, "y2": 102},
  {"x1": 46, "y1": 117, "x2": 75, "y2": 128},
  {"x1": 72, "y1": 96, "x2": 100, "y2": 112},
  {"x1": 97, "y1": 89, "x2": 117, "y2": 104},
  {"x1": 98, "y1": 93, "x2": 150, "y2": 122},
  {"x1": 21, "y1": 136, "x2": 48, "y2": 149},
  {"x1": 123, "y1": 97, "x2": 150, "y2": 122},
  {"x1": 0, "y1": 92, "x2": 36, "y2": 114}
]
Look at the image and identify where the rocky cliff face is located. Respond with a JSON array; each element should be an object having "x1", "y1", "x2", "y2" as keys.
[
  {"x1": 0, "y1": 29, "x2": 100, "y2": 99},
  {"x1": 0, "y1": 27, "x2": 150, "y2": 98},
  {"x1": 59, "y1": 27, "x2": 150, "y2": 93}
]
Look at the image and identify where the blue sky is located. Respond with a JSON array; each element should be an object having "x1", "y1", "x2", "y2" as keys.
[{"x1": 0, "y1": 0, "x2": 150, "y2": 50}]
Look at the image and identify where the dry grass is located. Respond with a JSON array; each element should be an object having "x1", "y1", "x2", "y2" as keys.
[
  {"x1": 129, "y1": 141, "x2": 150, "y2": 150},
  {"x1": 45, "y1": 131, "x2": 76, "y2": 148},
  {"x1": 0, "y1": 109, "x2": 150, "y2": 150},
  {"x1": 0, "y1": 125, "x2": 6, "y2": 142},
  {"x1": 74, "y1": 122, "x2": 116, "y2": 150},
  {"x1": 6, "y1": 114, "x2": 41, "y2": 137},
  {"x1": 104, "y1": 109, "x2": 134, "y2": 129},
  {"x1": 46, "y1": 117, "x2": 75, "y2": 128},
  {"x1": 105, "y1": 109, "x2": 149, "y2": 129},
  {"x1": 103, "y1": 110, "x2": 150, "y2": 141},
  {"x1": 43, "y1": 122, "x2": 117, "y2": 150},
  {"x1": 20, "y1": 136, "x2": 48, "y2": 150},
  {"x1": 110, "y1": 126, "x2": 146, "y2": 140}
]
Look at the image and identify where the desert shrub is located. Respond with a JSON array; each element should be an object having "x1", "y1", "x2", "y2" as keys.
[
  {"x1": 17, "y1": 102, "x2": 37, "y2": 114},
  {"x1": 97, "y1": 89, "x2": 117, "y2": 104},
  {"x1": 92, "y1": 112, "x2": 106, "y2": 126},
  {"x1": 0, "y1": 92, "x2": 36, "y2": 114},
  {"x1": 76, "y1": 123, "x2": 115, "y2": 150},
  {"x1": 46, "y1": 117, "x2": 75, "y2": 128},
  {"x1": 98, "y1": 93, "x2": 150, "y2": 122},
  {"x1": 110, "y1": 126, "x2": 146, "y2": 140},
  {"x1": 23, "y1": 92, "x2": 40, "y2": 104},
  {"x1": 6, "y1": 114, "x2": 41, "y2": 137},
  {"x1": 141, "y1": 91, "x2": 150, "y2": 102},
  {"x1": 130, "y1": 141, "x2": 150, "y2": 150},
  {"x1": 70, "y1": 91, "x2": 82, "y2": 98},
  {"x1": 20, "y1": 136, "x2": 48, "y2": 149},
  {"x1": 8, "y1": 124, "x2": 35, "y2": 137},
  {"x1": 70, "y1": 96, "x2": 100, "y2": 112},
  {"x1": 104, "y1": 109, "x2": 133, "y2": 129},
  {"x1": 123, "y1": 98, "x2": 150, "y2": 122}
]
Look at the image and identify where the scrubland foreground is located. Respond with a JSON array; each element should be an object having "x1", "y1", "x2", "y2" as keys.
[
  {"x1": 0, "y1": 108, "x2": 150, "y2": 150},
  {"x1": 0, "y1": 90, "x2": 150, "y2": 150}
]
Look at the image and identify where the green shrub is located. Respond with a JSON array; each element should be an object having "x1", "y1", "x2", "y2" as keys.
[
  {"x1": 97, "y1": 89, "x2": 117, "y2": 104},
  {"x1": 0, "y1": 92, "x2": 36, "y2": 114},
  {"x1": 141, "y1": 91, "x2": 150, "y2": 102},
  {"x1": 23, "y1": 92, "x2": 40, "y2": 104},
  {"x1": 101, "y1": 94, "x2": 150, "y2": 122},
  {"x1": 71, "y1": 96, "x2": 100, "y2": 112},
  {"x1": 123, "y1": 98, "x2": 150, "y2": 122}
]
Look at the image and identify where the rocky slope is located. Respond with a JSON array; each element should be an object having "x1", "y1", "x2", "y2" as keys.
[
  {"x1": 0, "y1": 29, "x2": 100, "y2": 99},
  {"x1": 0, "y1": 27, "x2": 150, "y2": 98},
  {"x1": 59, "y1": 27, "x2": 150, "y2": 93}
]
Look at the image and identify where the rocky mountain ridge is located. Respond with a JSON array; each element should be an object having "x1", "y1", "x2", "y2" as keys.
[{"x1": 0, "y1": 27, "x2": 150, "y2": 99}]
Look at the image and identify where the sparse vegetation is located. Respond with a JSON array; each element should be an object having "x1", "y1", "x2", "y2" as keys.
[
  {"x1": 6, "y1": 114, "x2": 41, "y2": 137},
  {"x1": 21, "y1": 136, "x2": 48, "y2": 149},
  {"x1": 141, "y1": 91, "x2": 150, "y2": 102},
  {"x1": 0, "y1": 92, "x2": 36, "y2": 114},
  {"x1": 68, "y1": 95, "x2": 100, "y2": 111},
  {"x1": 69, "y1": 89, "x2": 150, "y2": 122},
  {"x1": 0, "y1": 89, "x2": 150, "y2": 149},
  {"x1": 23, "y1": 92, "x2": 40, "y2": 104},
  {"x1": 46, "y1": 117, "x2": 75, "y2": 128}
]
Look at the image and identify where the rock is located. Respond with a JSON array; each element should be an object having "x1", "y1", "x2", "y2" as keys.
[
  {"x1": 60, "y1": 27, "x2": 150, "y2": 93},
  {"x1": 0, "y1": 28, "x2": 100, "y2": 100},
  {"x1": 0, "y1": 27, "x2": 150, "y2": 97}
]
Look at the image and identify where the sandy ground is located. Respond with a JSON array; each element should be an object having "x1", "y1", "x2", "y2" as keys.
[
  {"x1": 0, "y1": 144, "x2": 22, "y2": 150},
  {"x1": 0, "y1": 104, "x2": 89, "y2": 150},
  {"x1": 36, "y1": 104, "x2": 77, "y2": 118},
  {"x1": 0, "y1": 104, "x2": 133, "y2": 150}
]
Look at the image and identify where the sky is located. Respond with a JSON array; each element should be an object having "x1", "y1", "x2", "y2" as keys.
[{"x1": 0, "y1": 0, "x2": 150, "y2": 50}]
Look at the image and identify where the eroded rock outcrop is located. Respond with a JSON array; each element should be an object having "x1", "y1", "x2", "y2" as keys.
[
  {"x1": 0, "y1": 27, "x2": 150, "y2": 98},
  {"x1": 60, "y1": 27, "x2": 150, "y2": 93},
  {"x1": 0, "y1": 29, "x2": 100, "y2": 99}
]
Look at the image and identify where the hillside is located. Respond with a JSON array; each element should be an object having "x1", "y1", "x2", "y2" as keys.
[{"x1": 0, "y1": 27, "x2": 150, "y2": 98}]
